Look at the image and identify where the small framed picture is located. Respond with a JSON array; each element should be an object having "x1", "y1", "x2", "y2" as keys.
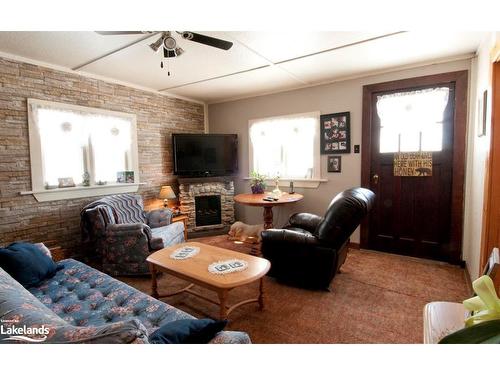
[
  {"x1": 328, "y1": 156, "x2": 342, "y2": 173},
  {"x1": 58, "y1": 177, "x2": 75, "y2": 188},
  {"x1": 320, "y1": 112, "x2": 351, "y2": 154},
  {"x1": 117, "y1": 171, "x2": 135, "y2": 183}
]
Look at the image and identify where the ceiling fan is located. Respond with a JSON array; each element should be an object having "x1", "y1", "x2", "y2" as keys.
[
  {"x1": 96, "y1": 31, "x2": 233, "y2": 57},
  {"x1": 96, "y1": 31, "x2": 233, "y2": 76}
]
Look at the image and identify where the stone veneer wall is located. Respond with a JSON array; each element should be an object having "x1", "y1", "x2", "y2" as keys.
[
  {"x1": 0, "y1": 56, "x2": 205, "y2": 255},
  {"x1": 178, "y1": 181, "x2": 235, "y2": 231}
]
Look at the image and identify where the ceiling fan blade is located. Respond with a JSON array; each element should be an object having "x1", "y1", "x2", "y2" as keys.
[
  {"x1": 95, "y1": 31, "x2": 153, "y2": 35},
  {"x1": 181, "y1": 32, "x2": 233, "y2": 50}
]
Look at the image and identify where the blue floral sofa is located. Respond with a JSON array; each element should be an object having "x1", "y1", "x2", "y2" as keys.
[{"x1": 0, "y1": 257, "x2": 251, "y2": 344}]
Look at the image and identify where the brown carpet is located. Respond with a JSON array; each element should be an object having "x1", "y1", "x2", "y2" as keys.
[{"x1": 119, "y1": 235, "x2": 470, "y2": 343}]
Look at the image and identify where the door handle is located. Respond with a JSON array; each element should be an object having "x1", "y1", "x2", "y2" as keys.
[{"x1": 372, "y1": 174, "x2": 379, "y2": 185}]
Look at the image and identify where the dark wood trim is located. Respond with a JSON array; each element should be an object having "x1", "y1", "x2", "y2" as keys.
[
  {"x1": 480, "y1": 62, "x2": 500, "y2": 273},
  {"x1": 360, "y1": 85, "x2": 373, "y2": 248},
  {"x1": 361, "y1": 70, "x2": 469, "y2": 263}
]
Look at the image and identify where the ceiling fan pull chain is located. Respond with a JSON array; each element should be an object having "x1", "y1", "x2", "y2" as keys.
[{"x1": 160, "y1": 61, "x2": 164, "y2": 69}]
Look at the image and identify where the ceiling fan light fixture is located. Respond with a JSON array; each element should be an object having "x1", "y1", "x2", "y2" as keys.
[
  {"x1": 149, "y1": 36, "x2": 164, "y2": 52},
  {"x1": 180, "y1": 31, "x2": 193, "y2": 40},
  {"x1": 163, "y1": 48, "x2": 181, "y2": 59},
  {"x1": 163, "y1": 35, "x2": 177, "y2": 50}
]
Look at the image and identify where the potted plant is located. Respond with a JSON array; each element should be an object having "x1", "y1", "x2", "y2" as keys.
[{"x1": 250, "y1": 171, "x2": 267, "y2": 194}]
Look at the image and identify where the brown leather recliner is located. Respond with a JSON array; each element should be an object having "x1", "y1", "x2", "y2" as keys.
[{"x1": 260, "y1": 187, "x2": 375, "y2": 290}]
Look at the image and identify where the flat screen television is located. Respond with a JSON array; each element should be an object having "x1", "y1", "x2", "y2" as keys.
[{"x1": 172, "y1": 133, "x2": 238, "y2": 177}]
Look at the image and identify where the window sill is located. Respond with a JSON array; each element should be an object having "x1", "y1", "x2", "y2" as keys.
[
  {"x1": 20, "y1": 183, "x2": 144, "y2": 202},
  {"x1": 242, "y1": 177, "x2": 327, "y2": 189}
]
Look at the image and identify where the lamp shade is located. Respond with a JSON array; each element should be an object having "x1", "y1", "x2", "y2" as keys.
[{"x1": 159, "y1": 185, "x2": 176, "y2": 199}]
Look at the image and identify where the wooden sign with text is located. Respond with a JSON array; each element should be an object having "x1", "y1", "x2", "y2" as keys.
[{"x1": 393, "y1": 152, "x2": 433, "y2": 177}]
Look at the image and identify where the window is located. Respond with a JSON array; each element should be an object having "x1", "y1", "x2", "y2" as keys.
[
  {"x1": 248, "y1": 112, "x2": 320, "y2": 181},
  {"x1": 27, "y1": 99, "x2": 139, "y2": 201},
  {"x1": 376, "y1": 87, "x2": 450, "y2": 153}
]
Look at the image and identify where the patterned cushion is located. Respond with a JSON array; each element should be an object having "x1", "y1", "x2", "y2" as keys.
[
  {"x1": 29, "y1": 259, "x2": 190, "y2": 332},
  {"x1": 28, "y1": 259, "x2": 250, "y2": 344},
  {"x1": 151, "y1": 222, "x2": 185, "y2": 247},
  {"x1": 147, "y1": 209, "x2": 173, "y2": 229},
  {"x1": 0, "y1": 265, "x2": 149, "y2": 344}
]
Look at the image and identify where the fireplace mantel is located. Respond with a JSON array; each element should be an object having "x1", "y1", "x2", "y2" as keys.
[{"x1": 178, "y1": 176, "x2": 235, "y2": 185}]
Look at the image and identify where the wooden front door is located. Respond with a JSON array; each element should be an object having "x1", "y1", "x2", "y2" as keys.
[{"x1": 361, "y1": 71, "x2": 468, "y2": 263}]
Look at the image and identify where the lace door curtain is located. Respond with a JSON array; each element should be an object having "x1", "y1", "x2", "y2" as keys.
[{"x1": 376, "y1": 87, "x2": 450, "y2": 153}]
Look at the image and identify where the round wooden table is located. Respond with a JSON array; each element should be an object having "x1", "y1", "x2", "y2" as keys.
[{"x1": 234, "y1": 192, "x2": 304, "y2": 229}]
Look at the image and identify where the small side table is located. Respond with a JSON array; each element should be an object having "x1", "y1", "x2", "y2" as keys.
[
  {"x1": 234, "y1": 193, "x2": 304, "y2": 229},
  {"x1": 172, "y1": 214, "x2": 189, "y2": 240}
]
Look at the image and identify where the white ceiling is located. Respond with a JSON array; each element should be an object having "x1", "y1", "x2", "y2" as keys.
[{"x1": 0, "y1": 31, "x2": 485, "y2": 103}]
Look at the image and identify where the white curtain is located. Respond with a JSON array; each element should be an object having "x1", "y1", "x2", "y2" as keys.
[
  {"x1": 37, "y1": 107, "x2": 86, "y2": 185},
  {"x1": 35, "y1": 105, "x2": 133, "y2": 186},
  {"x1": 88, "y1": 114, "x2": 132, "y2": 183},
  {"x1": 376, "y1": 87, "x2": 450, "y2": 153},
  {"x1": 249, "y1": 113, "x2": 316, "y2": 179}
]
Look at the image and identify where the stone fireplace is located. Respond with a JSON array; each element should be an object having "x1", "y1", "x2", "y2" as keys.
[
  {"x1": 195, "y1": 195, "x2": 222, "y2": 227},
  {"x1": 178, "y1": 178, "x2": 235, "y2": 232}
]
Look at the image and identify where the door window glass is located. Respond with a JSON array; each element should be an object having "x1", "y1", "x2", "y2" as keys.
[{"x1": 376, "y1": 87, "x2": 449, "y2": 153}]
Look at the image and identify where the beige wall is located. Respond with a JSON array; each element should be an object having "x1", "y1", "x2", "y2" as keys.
[
  {"x1": 463, "y1": 32, "x2": 498, "y2": 280},
  {"x1": 208, "y1": 58, "x2": 471, "y2": 244}
]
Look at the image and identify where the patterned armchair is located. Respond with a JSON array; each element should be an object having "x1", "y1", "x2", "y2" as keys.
[{"x1": 81, "y1": 194, "x2": 185, "y2": 276}]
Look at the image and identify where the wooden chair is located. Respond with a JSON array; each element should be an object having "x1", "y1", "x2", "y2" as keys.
[{"x1": 423, "y1": 248, "x2": 500, "y2": 344}]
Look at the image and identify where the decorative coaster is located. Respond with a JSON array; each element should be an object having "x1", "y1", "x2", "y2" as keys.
[
  {"x1": 169, "y1": 246, "x2": 200, "y2": 260},
  {"x1": 208, "y1": 259, "x2": 248, "y2": 275}
]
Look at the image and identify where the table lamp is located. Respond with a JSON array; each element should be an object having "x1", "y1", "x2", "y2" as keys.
[{"x1": 159, "y1": 185, "x2": 176, "y2": 208}]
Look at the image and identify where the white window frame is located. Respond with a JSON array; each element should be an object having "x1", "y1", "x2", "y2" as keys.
[
  {"x1": 24, "y1": 99, "x2": 141, "y2": 202},
  {"x1": 247, "y1": 111, "x2": 326, "y2": 188}
]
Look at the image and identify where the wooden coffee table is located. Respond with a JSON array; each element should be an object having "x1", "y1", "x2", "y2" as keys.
[{"x1": 146, "y1": 242, "x2": 271, "y2": 320}]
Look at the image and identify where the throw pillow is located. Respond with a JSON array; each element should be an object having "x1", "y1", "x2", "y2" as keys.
[
  {"x1": 0, "y1": 242, "x2": 58, "y2": 287},
  {"x1": 34, "y1": 242, "x2": 52, "y2": 258},
  {"x1": 149, "y1": 318, "x2": 227, "y2": 344}
]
